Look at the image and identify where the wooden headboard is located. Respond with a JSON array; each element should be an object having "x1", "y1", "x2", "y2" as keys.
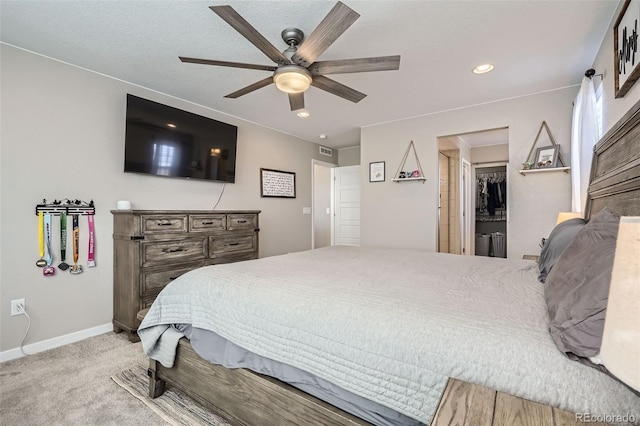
[{"x1": 585, "y1": 99, "x2": 640, "y2": 220}]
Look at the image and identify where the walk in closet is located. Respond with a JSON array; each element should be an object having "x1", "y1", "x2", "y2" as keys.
[{"x1": 475, "y1": 166, "x2": 507, "y2": 257}]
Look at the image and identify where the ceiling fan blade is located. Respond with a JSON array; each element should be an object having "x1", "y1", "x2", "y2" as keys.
[
  {"x1": 288, "y1": 93, "x2": 305, "y2": 111},
  {"x1": 291, "y1": 2, "x2": 360, "y2": 67},
  {"x1": 179, "y1": 56, "x2": 277, "y2": 72},
  {"x1": 309, "y1": 55, "x2": 400, "y2": 75},
  {"x1": 310, "y1": 75, "x2": 366, "y2": 103},
  {"x1": 224, "y1": 76, "x2": 274, "y2": 99},
  {"x1": 210, "y1": 5, "x2": 289, "y2": 65}
]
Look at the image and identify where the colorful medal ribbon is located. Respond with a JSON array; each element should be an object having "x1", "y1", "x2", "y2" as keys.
[
  {"x1": 58, "y1": 212, "x2": 69, "y2": 271},
  {"x1": 70, "y1": 214, "x2": 83, "y2": 274},
  {"x1": 43, "y1": 214, "x2": 56, "y2": 276},
  {"x1": 36, "y1": 211, "x2": 46, "y2": 267},
  {"x1": 87, "y1": 214, "x2": 96, "y2": 267}
]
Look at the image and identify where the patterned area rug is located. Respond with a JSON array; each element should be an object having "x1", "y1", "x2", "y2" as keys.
[{"x1": 112, "y1": 365, "x2": 231, "y2": 426}]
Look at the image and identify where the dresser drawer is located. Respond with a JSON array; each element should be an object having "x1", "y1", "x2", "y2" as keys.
[
  {"x1": 227, "y1": 214, "x2": 257, "y2": 231},
  {"x1": 141, "y1": 215, "x2": 188, "y2": 233},
  {"x1": 141, "y1": 238, "x2": 206, "y2": 267},
  {"x1": 213, "y1": 252, "x2": 258, "y2": 265},
  {"x1": 140, "y1": 264, "x2": 201, "y2": 297},
  {"x1": 210, "y1": 234, "x2": 256, "y2": 256},
  {"x1": 189, "y1": 214, "x2": 226, "y2": 232}
]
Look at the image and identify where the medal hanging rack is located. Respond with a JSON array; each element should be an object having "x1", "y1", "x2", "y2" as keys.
[
  {"x1": 34, "y1": 199, "x2": 96, "y2": 276},
  {"x1": 34, "y1": 199, "x2": 95, "y2": 216}
]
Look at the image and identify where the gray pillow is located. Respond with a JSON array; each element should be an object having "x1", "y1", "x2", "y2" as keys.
[
  {"x1": 544, "y1": 207, "x2": 620, "y2": 358},
  {"x1": 538, "y1": 218, "x2": 587, "y2": 282}
]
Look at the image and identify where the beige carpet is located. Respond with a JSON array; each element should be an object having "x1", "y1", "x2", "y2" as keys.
[
  {"x1": 1, "y1": 331, "x2": 206, "y2": 425},
  {"x1": 112, "y1": 365, "x2": 230, "y2": 426}
]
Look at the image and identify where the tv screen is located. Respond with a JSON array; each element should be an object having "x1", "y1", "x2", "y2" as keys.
[{"x1": 124, "y1": 94, "x2": 237, "y2": 183}]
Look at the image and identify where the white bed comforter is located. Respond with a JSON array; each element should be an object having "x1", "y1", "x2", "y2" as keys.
[{"x1": 138, "y1": 246, "x2": 640, "y2": 424}]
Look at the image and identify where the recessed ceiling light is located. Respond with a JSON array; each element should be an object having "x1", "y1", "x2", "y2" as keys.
[
  {"x1": 296, "y1": 111, "x2": 310, "y2": 118},
  {"x1": 473, "y1": 64, "x2": 494, "y2": 74}
]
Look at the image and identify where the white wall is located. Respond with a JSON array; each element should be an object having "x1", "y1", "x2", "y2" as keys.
[
  {"x1": 0, "y1": 45, "x2": 337, "y2": 352},
  {"x1": 471, "y1": 144, "x2": 509, "y2": 164},
  {"x1": 361, "y1": 87, "x2": 577, "y2": 259},
  {"x1": 338, "y1": 146, "x2": 361, "y2": 166}
]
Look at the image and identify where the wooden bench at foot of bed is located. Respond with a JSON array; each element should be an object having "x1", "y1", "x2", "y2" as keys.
[{"x1": 432, "y1": 379, "x2": 610, "y2": 426}]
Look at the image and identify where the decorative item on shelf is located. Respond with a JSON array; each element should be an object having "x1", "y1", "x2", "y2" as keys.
[
  {"x1": 519, "y1": 121, "x2": 569, "y2": 175},
  {"x1": 614, "y1": 0, "x2": 640, "y2": 98},
  {"x1": 392, "y1": 140, "x2": 426, "y2": 183},
  {"x1": 534, "y1": 145, "x2": 560, "y2": 169}
]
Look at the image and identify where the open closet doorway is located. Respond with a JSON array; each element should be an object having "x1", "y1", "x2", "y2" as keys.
[
  {"x1": 312, "y1": 160, "x2": 337, "y2": 249},
  {"x1": 437, "y1": 127, "x2": 509, "y2": 257}
]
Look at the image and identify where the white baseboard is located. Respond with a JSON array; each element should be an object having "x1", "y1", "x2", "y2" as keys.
[{"x1": 0, "y1": 323, "x2": 113, "y2": 363}]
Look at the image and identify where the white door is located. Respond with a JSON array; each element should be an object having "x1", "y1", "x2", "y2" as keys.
[
  {"x1": 333, "y1": 165, "x2": 361, "y2": 246},
  {"x1": 462, "y1": 159, "x2": 472, "y2": 255}
]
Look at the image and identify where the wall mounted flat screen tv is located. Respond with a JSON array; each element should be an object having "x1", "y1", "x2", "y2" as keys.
[{"x1": 124, "y1": 94, "x2": 237, "y2": 183}]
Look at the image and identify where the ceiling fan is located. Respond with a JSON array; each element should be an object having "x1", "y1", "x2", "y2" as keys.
[{"x1": 179, "y1": 2, "x2": 401, "y2": 111}]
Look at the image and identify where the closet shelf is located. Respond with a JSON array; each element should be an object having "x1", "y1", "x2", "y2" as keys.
[{"x1": 519, "y1": 167, "x2": 570, "y2": 176}]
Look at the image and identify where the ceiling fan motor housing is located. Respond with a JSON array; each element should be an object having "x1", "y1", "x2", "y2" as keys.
[{"x1": 281, "y1": 28, "x2": 304, "y2": 47}]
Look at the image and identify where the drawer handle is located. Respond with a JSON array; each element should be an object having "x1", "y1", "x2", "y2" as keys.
[
  {"x1": 237, "y1": 220, "x2": 247, "y2": 224},
  {"x1": 201, "y1": 221, "x2": 214, "y2": 225},
  {"x1": 228, "y1": 242, "x2": 240, "y2": 246},
  {"x1": 163, "y1": 247, "x2": 185, "y2": 253},
  {"x1": 157, "y1": 222, "x2": 174, "y2": 226}
]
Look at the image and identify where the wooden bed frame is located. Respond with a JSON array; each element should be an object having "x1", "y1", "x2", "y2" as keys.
[{"x1": 147, "y1": 99, "x2": 640, "y2": 426}]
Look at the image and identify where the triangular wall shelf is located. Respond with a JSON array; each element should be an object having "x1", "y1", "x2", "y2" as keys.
[
  {"x1": 520, "y1": 121, "x2": 569, "y2": 175},
  {"x1": 392, "y1": 140, "x2": 426, "y2": 183}
]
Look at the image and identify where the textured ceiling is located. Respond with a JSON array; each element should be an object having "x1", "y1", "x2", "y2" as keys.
[{"x1": 0, "y1": 0, "x2": 616, "y2": 148}]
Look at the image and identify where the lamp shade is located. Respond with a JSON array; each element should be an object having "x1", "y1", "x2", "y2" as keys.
[
  {"x1": 273, "y1": 65, "x2": 312, "y2": 94},
  {"x1": 556, "y1": 211, "x2": 583, "y2": 224},
  {"x1": 599, "y1": 217, "x2": 640, "y2": 392}
]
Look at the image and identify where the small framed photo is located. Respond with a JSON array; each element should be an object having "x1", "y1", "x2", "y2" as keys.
[
  {"x1": 369, "y1": 161, "x2": 385, "y2": 182},
  {"x1": 534, "y1": 145, "x2": 560, "y2": 169}
]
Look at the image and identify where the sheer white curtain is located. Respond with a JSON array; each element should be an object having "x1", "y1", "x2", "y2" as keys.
[{"x1": 571, "y1": 77, "x2": 601, "y2": 213}]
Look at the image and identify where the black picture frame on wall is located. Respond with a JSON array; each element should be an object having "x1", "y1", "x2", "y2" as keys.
[
  {"x1": 260, "y1": 168, "x2": 296, "y2": 198},
  {"x1": 369, "y1": 161, "x2": 385, "y2": 182},
  {"x1": 614, "y1": 0, "x2": 640, "y2": 98}
]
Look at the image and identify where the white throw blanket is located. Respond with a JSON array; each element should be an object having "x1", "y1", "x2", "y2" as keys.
[{"x1": 139, "y1": 246, "x2": 640, "y2": 424}]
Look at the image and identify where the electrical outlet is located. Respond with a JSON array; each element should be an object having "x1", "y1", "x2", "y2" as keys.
[{"x1": 11, "y1": 298, "x2": 25, "y2": 316}]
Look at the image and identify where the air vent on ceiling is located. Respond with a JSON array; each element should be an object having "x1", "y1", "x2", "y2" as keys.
[{"x1": 319, "y1": 146, "x2": 333, "y2": 157}]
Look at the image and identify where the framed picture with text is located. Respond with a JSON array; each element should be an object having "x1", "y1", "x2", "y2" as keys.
[
  {"x1": 260, "y1": 168, "x2": 296, "y2": 198},
  {"x1": 614, "y1": 0, "x2": 640, "y2": 98},
  {"x1": 534, "y1": 145, "x2": 559, "y2": 169}
]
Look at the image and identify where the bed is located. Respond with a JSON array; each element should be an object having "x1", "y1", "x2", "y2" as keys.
[{"x1": 138, "y1": 99, "x2": 640, "y2": 426}]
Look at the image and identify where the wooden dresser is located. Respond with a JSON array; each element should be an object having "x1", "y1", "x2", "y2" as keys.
[{"x1": 111, "y1": 209, "x2": 260, "y2": 342}]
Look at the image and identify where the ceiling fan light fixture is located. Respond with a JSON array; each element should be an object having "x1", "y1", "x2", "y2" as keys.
[
  {"x1": 274, "y1": 65, "x2": 312, "y2": 94},
  {"x1": 472, "y1": 63, "x2": 494, "y2": 74}
]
